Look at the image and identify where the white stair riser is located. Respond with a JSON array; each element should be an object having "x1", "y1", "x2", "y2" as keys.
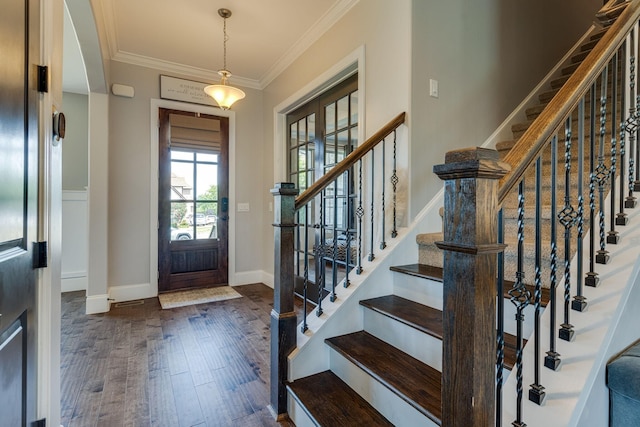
[
  {"x1": 329, "y1": 348, "x2": 438, "y2": 427},
  {"x1": 393, "y1": 275, "x2": 443, "y2": 310},
  {"x1": 363, "y1": 308, "x2": 442, "y2": 370},
  {"x1": 287, "y1": 392, "x2": 319, "y2": 427}
]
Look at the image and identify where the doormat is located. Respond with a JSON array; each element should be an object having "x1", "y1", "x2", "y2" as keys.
[{"x1": 158, "y1": 286, "x2": 242, "y2": 309}]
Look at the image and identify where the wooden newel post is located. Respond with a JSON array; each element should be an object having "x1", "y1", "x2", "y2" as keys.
[
  {"x1": 433, "y1": 148, "x2": 510, "y2": 426},
  {"x1": 269, "y1": 182, "x2": 299, "y2": 419}
]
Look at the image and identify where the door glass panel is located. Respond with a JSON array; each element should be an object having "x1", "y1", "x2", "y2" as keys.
[
  {"x1": 337, "y1": 96, "x2": 349, "y2": 130},
  {"x1": 170, "y1": 148, "x2": 218, "y2": 240},
  {"x1": 350, "y1": 90, "x2": 358, "y2": 124},
  {"x1": 325, "y1": 103, "x2": 335, "y2": 134}
]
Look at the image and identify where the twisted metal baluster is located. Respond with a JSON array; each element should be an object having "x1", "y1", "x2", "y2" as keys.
[
  {"x1": 316, "y1": 193, "x2": 325, "y2": 316},
  {"x1": 626, "y1": 30, "x2": 638, "y2": 209},
  {"x1": 618, "y1": 43, "x2": 630, "y2": 224},
  {"x1": 391, "y1": 130, "x2": 399, "y2": 238},
  {"x1": 607, "y1": 52, "x2": 620, "y2": 244},
  {"x1": 558, "y1": 117, "x2": 576, "y2": 342},
  {"x1": 301, "y1": 205, "x2": 309, "y2": 332},
  {"x1": 344, "y1": 169, "x2": 352, "y2": 289},
  {"x1": 596, "y1": 65, "x2": 611, "y2": 264},
  {"x1": 511, "y1": 179, "x2": 531, "y2": 427},
  {"x1": 586, "y1": 83, "x2": 600, "y2": 287},
  {"x1": 356, "y1": 159, "x2": 364, "y2": 274},
  {"x1": 529, "y1": 157, "x2": 546, "y2": 405},
  {"x1": 573, "y1": 98, "x2": 588, "y2": 312},
  {"x1": 496, "y1": 208, "x2": 505, "y2": 427},
  {"x1": 380, "y1": 139, "x2": 387, "y2": 250},
  {"x1": 369, "y1": 150, "x2": 375, "y2": 261},
  {"x1": 330, "y1": 179, "x2": 338, "y2": 302},
  {"x1": 545, "y1": 135, "x2": 562, "y2": 370}
]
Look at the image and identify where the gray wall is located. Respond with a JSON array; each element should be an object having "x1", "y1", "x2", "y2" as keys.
[
  {"x1": 107, "y1": 61, "x2": 264, "y2": 288},
  {"x1": 410, "y1": 0, "x2": 603, "y2": 219},
  {"x1": 62, "y1": 92, "x2": 89, "y2": 190}
]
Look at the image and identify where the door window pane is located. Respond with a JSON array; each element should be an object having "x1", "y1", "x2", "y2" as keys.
[{"x1": 170, "y1": 148, "x2": 218, "y2": 240}]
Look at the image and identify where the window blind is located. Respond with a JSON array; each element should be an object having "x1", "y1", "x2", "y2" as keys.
[{"x1": 169, "y1": 114, "x2": 221, "y2": 152}]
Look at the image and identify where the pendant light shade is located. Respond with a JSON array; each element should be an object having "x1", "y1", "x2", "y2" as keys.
[
  {"x1": 204, "y1": 70, "x2": 245, "y2": 110},
  {"x1": 204, "y1": 8, "x2": 245, "y2": 110}
]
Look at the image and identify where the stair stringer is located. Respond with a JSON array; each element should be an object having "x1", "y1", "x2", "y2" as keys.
[{"x1": 500, "y1": 190, "x2": 640, "y2": 427}]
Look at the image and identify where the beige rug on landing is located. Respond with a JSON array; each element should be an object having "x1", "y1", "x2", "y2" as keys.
[{"x1": 158, "y1": 286, "x2": 242, "y2": 309}]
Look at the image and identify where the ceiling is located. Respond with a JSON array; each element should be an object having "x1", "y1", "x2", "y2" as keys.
[{"x1": 63, "y1": 0, "x2": 357, "y2": 95}]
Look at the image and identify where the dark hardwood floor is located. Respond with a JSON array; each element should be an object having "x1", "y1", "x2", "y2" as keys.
[{"x1": 61, "y1": 284, "x2": 305, "y2": 427}]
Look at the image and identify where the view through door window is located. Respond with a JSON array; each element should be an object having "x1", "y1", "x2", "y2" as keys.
[{"x1": 170, "y1": 150, "x2": 219, "y2": 240}]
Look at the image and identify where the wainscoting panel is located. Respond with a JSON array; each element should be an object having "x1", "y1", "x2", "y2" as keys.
[{"x1": 62, "y1": 191, "x2": 88, "y2": 292}]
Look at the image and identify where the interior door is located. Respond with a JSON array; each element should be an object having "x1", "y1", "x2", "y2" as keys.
[
  {"x1": 158, "y1": 109, "x2": 229, "y2": 292},
  {"x1": 0, "y1": 0, "x2": 40, "y2": 426}
]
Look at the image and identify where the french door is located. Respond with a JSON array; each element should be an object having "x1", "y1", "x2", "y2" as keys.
[
  {"x1": 287, "y1": 74, "x2": 358, "y2": 301},
  {"x1": 158, "y1": 109, "x2": 229, "y2": 292}
]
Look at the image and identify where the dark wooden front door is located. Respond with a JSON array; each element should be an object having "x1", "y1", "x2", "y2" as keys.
[
  {"x1": 158, "y1": 109, "x2": 229, "y2": 292},
  {"x1": 0, "y1": 0, "x2": 40, "y2": 425}
]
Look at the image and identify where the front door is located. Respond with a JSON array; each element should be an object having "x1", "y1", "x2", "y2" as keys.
[
  {"x1": 158, "y1": 109, "x2": 229, "y2": 292},
  {"x1": 0, "y1": 0, "x2": 40, "y2": 426}
]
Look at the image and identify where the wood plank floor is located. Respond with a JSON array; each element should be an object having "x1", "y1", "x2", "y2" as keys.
[{"x1": 61, "y1": 284, "x2": 304, "y2": 427}]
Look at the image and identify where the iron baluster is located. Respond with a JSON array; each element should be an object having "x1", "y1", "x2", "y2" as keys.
[
  {"x1": 391, "y1": 130, "x2": 399, "y2": 238},
  {"x1": 545, "y1": 135, "x2": 562, "y2": 370},
  {"x1": 573, "y1": 98, "x2": 588, "y2": 312},
  {"x1": 316, "y1": 192, "x2": 325, "y2": 316},
  {"x1": 596, "y1": 65, "x2": 611, "y2": 264},
  {"x1": 369, "y1": 150, "x2": 375, "y2": 261},
  {"x1": 380, "y1": 139, "x2": 387, "y2": 250},
  {"x1": 618, "y1": 43, "x2": 630, "y2": 223},
  {"x1": 344, "y1": 169, "x2": 351, "y2": 288},
  {"x1": 356, "y1": 160, "x2": 364, "y2": 274},
  {"x1": 558, "y1": 117, "x2": 576, "y2": 342},
  {"x1": 510, "y1": 179, "x2": 531, "y2": 427},
  {"x1": 586, "y1": 83, "x2": 600, "y2": 287},
  {"x1": 331, "y1": 179, "x2": 338, "y2": 302},
  {"x1": 626, "y1": 31, "x2": 638, "y2": 208},
  {"x1": 607, "y1": 52, "x2": 620, "y2": 244},
  {"x1": 301, "y1": 205, "x2": 309, "y2": 332},
  {"x1": 496, "y1": 208, "x2": 505, "y2": 427},
  {"x1": 529, "y1": 157, "x2": 546, "y2": 405}
]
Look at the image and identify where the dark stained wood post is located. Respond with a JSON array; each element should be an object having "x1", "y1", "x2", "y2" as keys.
[
  {"x1": 433, "y1": 148, "x2": 510, "y2": 426},
  {"x1": 269, "y1": 182, "x2": 299, "y2": 419}
]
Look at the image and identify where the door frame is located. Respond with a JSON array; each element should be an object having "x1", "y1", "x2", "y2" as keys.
[
  {"x1": 273, "y1": 46, "x2": 365, "y2": 183},
  {"x1": 150, "y1": 99, "x2": 237, "y2": 295}
]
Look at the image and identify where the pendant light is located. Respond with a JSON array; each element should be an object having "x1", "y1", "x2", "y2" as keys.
[{"x1": 204, "y1": 8, "x2": 245, "y2": 110}]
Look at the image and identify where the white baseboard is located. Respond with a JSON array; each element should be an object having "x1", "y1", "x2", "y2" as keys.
[
  {"x1": 61, "y1": 273, "x2": 87, "y2": 293},
  {"x1": 85, "y1": 294, "x2": 110, "y2": 314},
  {"x1": 232, "y1": 270, "x2": 273, "y2": 288},
  {"x1": 108, "y1": 282, "x2": 154, "y2": 303}
]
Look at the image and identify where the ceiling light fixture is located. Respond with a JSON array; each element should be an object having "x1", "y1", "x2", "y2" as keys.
[{"x1": 204, "y1": 8, "x2": 245, "y2": 110}]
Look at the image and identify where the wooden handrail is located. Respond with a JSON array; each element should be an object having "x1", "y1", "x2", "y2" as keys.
[
  {"x1": 294, "y1": 112, "x2": 406, "y2": 210},
  {"x1": 498, "y1": 0, "x2": 640, "y2": 204}
]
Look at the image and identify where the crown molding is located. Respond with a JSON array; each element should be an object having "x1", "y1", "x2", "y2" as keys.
[
  {"x1": 101, "y1": 0, "x2": 359, "y2": 91},
  {"x1": 111, "y1": 50, "x2": 261, "y2": 89},
  {"x1": 258, "y1": 0, "x2": 360, "y2": 88}
]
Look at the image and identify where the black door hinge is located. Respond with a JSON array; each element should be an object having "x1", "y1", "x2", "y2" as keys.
[
  {"x1": 32, "y1": 418, "x2": 46, "y2": 427},
  {"x1": 37, "y1": 65, "x2": 48, "y2": 93},
  {"x1": 33, "y1": 241, "x2": 48, "y2": 269}
]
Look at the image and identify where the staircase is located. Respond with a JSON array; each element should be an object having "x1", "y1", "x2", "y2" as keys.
[{"x1": 274, "y1": 2, "x2": 640, "y2": 426}]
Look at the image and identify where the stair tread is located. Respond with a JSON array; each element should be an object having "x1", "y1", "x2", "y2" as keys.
[
  {"x1": 287, "y1": 370, "x2": 394, "y2": 426},
  {"x1": 391, "y1": 264, "x2": 549, "y2": 308},
  {"x1": 390, "y1": 263, "x2": 444, "y2": 281},
  {"x1": 360, "y1": 295, "x2": 443, "y2": 339},
  {"x1": 325, "y1": 330, "x2": 442, "y2": 423}
]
